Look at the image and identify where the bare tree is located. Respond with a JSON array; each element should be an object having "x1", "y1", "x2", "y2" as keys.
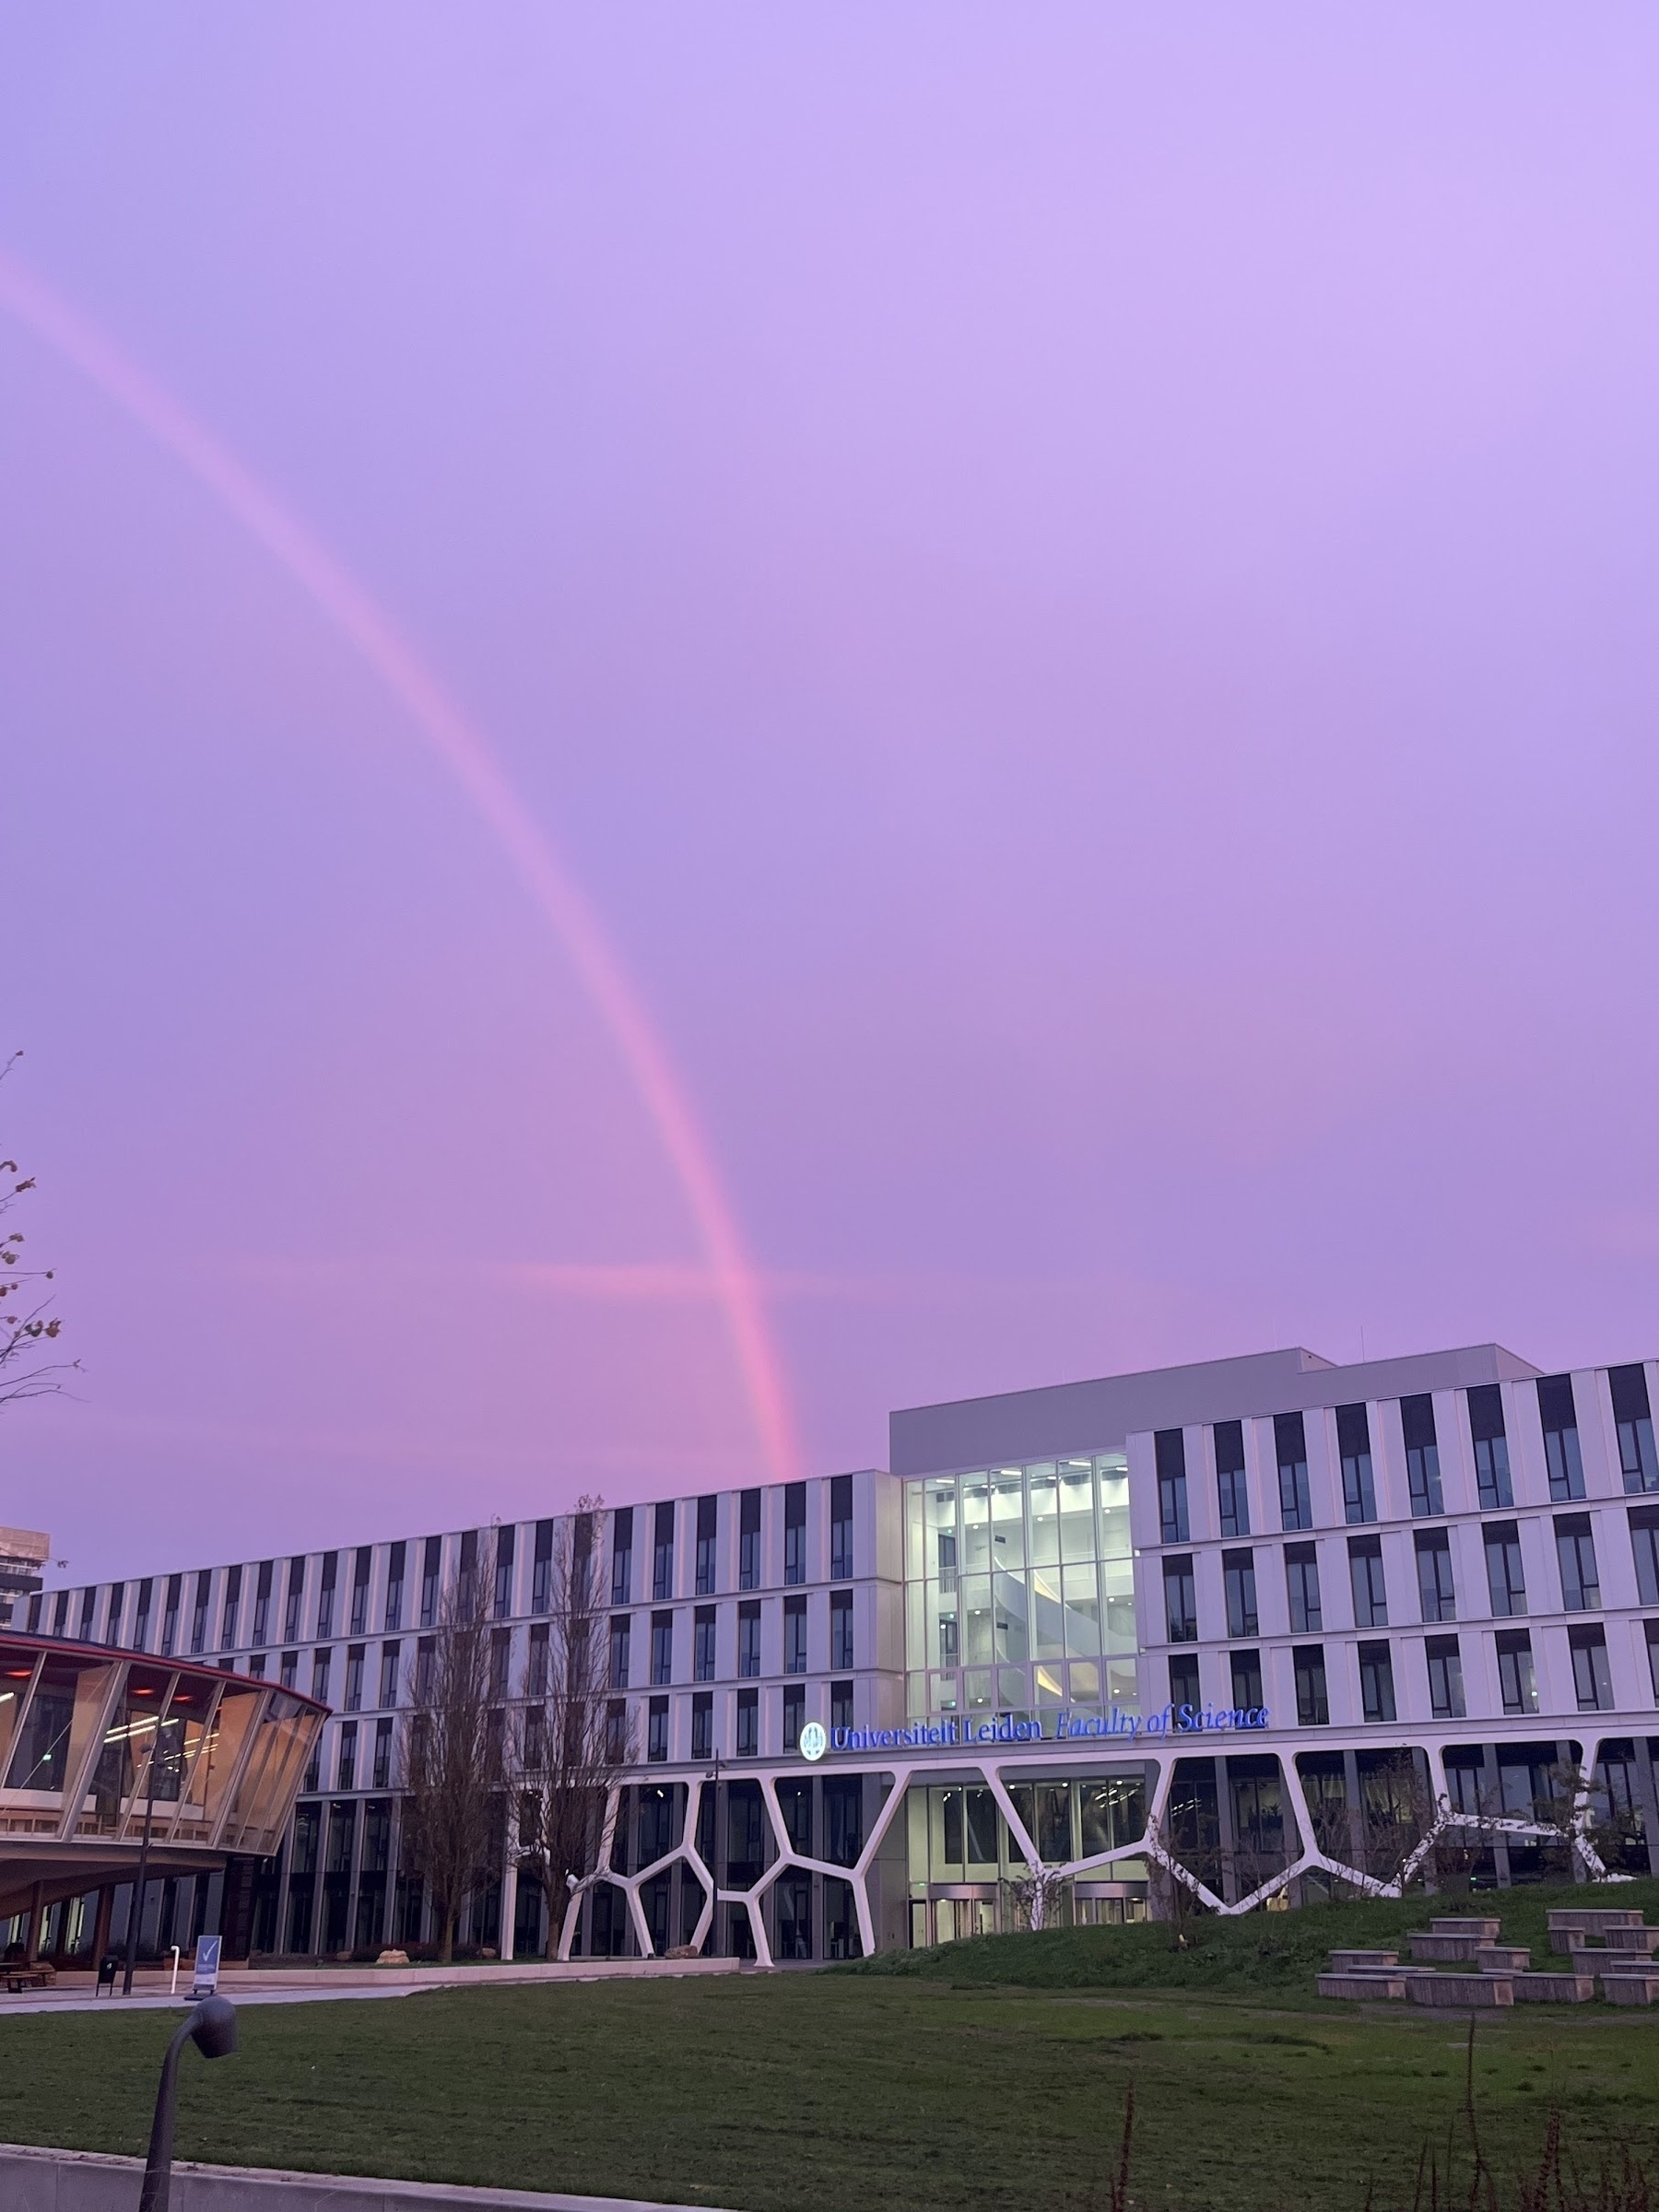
[
  {"x1": 1, "y1": 1053, "x2": 76, "y2": 1413},
  {"x1": 516, "y1": 1499, "x2": 633, "y2": 1957},
  {"x1": 400, "y1": 1584, "x2": 505, "y2": 1963}
]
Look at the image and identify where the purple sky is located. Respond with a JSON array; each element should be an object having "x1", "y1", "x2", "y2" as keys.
[{"x1": 5, "y1": 6, "x2": 1659, "y2": 1583}]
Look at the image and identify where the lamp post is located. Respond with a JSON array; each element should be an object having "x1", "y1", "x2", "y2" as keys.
[
  {"x1": 139, "y1": 1995, "x2": 238, "y2": 2212},
  {"x1": 122, "y1": 1712, "x2": 169, "y2": 1998}
]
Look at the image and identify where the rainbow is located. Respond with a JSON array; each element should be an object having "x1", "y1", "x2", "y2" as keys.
[{"x1": 0, "y1": 244, "x2": 800, "y2": 1487}]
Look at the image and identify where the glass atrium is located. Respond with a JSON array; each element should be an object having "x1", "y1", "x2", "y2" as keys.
[{"x1": 902, "y1": 1453, "x2": 1137, "y2": 1720}]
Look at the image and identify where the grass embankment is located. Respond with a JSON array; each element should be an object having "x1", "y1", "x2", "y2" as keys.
[
  {"x1": 841, "y1": 1873, "x2": 1659, "y2": 1994},
  {"x1": 3, "y1": 1884, "x2": 1657, "y2": 2212}
]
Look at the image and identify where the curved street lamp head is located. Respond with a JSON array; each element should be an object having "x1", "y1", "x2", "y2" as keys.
[
  {"x1": 187, "y1": 1995, "x2": 238, "y2": 2061},
  {"x1": 139, "y1": 1997, "x2": 239, "y2": 2212}
]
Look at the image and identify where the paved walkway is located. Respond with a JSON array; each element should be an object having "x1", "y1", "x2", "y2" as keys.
[{"x1": 0, "y1": 1956, "x2": 745, "y2": 2018}]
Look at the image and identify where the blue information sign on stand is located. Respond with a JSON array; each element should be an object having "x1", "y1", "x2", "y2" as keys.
[{"x1": 190, "y1": 1934, "x2": 221, "y2": 1999}]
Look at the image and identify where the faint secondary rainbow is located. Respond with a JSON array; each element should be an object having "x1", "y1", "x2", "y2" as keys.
[{"x1": 0, "y1": 243, "x2": 801, "y2": 1487}]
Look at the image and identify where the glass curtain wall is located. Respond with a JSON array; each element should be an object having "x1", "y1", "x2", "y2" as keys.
[{"x1": 903, "y1": 1455, "x2": 1136, "y2": 1720}]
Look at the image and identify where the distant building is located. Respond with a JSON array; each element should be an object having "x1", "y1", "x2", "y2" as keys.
[
  {"x1": 0, "y1": 1524, "x2": 47, "y2": 1628},
  {"x1": 26, "y1": 1342, "x2": 1659, "y2": 1963}
]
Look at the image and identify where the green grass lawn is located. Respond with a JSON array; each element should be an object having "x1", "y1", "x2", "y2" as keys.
[{"x1": 4, "y1": 1886, "x2": 1658, "y2": 2212}]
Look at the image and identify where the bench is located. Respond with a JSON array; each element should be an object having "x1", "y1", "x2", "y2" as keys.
[{"x1": 5, "y1": 1967, "x2": 53, "y2": 1994}]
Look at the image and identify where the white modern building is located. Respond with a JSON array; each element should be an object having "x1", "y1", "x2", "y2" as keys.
[{"x1": 24, "y1": 1342, "x2": 1659, "y2": 1963}]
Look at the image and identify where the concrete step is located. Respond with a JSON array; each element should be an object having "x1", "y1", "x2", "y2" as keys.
[
  {"x1": 1600, "y1": 1973, "x2": 1659, "y2": 2006},
  {"x1": 1319, "y1": 1972, "x2": 1406, "y2": 2001},
  {"x1": 1603, "y1": 1926, "x2": 1659, "y2": 1954},
  {"x1": 1327, "y1": 1949, "x2": 1400, "y2": 1969},
  {"x1": 1512, "y1": 1971, "x2": 1596, "y2": 2004},
  {"x1": 1547, "y1": 1909, "x2": 1646, "y2": 1932},
  {"x1": 1428, "y1": 1917, "x2": 1501, "y2": 1938},
  {"x1": 1475, "y1": 1947, "x2": 1532, "y2": 1972},
  {"x1": 1409, "y1": 1933, "x2": 1485, "y2": 1962},
  {"x1": 1408, "y1": 1973, "x2": 1514, "y2": 2007}
]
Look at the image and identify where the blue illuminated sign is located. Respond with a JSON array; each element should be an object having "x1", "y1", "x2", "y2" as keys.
[{"x1": 824, "y1": 1702, "x2": 1269, "y2": 1756}]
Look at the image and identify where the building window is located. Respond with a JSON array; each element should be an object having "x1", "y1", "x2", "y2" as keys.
[
  {"x1": 348, "y1": 1547, "x2": 371, "y2": 1635},
  {"x1": 830, "y1": 1473, "x2": 853, "y2": 1580},
  {"x1": 1275, "y1": 1412, "x2": 1312, "y2": 1532},
  {"x1": 830, "y1": 1589, "x2": 854, "y2": 1671},
  {"x1": 378, "y1": 1641, "x2": 400, "y2": 1708},
  {"x1": 76, "y1": 1586, "x2": 96, "y2": 1641},
  {"x1": 1222, "y1": 1549, "x2": 1257, "y2": 1639},
  {"x1": 651, "y1": 1501, "x2": 675, "y2": 1603},
  {"x1": 524, "y1": 1521, "x2": 549, "y2": 1617},
  {"x1": 104, "y1": 1583, "x2": 125, "y2": 1646},
  {"x1": 696, "y1": 1495, "x2": 718, "y2": 1594},
  {"x1": 784, "y1": 1481, "x2": 806, "y2": 1586},
  {"x1": 1336, "y1": 1403, "x2": 1376, "y2": 1524},
  {"x1": 830, "y1": 1679, "x2": 853, "y2": 1732},
  {"x1": 609, "y1": 1616, "x2": 631, "y2": 1690},
  {"x1": 337, "y1": 1722, "x2": 357, "y2": 1792},
  {"x1": 1467, "y1": 1385, "x2": 1513, "y2": 1510},
  {"x1": 1645, "y1": 1622, "x2": 1659, "y2": 1706},
  {"x1": 1156, "y1": 1430, "x2": 1189, "y2": 1546},
  {"x1": 691, "y1": 1691, "x2": 713, "y2": 1761},
  {"x1": 1569, "y1": 1625, "x2": 1614, "y2": 1712},
  {"x1": 1212, "y1": 1419, "x2": 1249, "y2": 1538},
  {"x1": 493, "y1": 1526, "x2": 514, "y2": 1619},
  {"x1": 1347, "y1": 1535, "x2": 1387, "y2": 1629},
  {"x1": 648, "y1": 1695, "x2": 669, "y2": 1762},
  {"x1": 1285, "y1": 1543, "x2": 1322, "y2": 1633},
  {"x1": 1357, "y1": 1640, "x2": 1395, "y2": 1723},
  {"x1": 736, "y1": 1687, "x2": 759, "y2": 1757},
  {"x1": 384, "y1": 1540, "x2": 406, "y2": 1631},
  {"x1": 650, "y1": 1611, "x2": 673, "y2": 1687},
  {"x1": 1401, "y1": 1395, "x2": 1443, "y2": 1516},
  {"x1": 190, "y1": 1571, "x2": 211, "y2": 1654},
  {"x1": 738, "y1": 1600, "x2": 761, "y2": 1677},
  {"x1": 523, "y1": 1623, "x2": 547, "y2": 1699},
  {"x1": 1414, "y1": 1530, "x2": 1455, "y2": 1623},
  {"x1": 784, "y1": 1594, "x2": 808, "y2": 1674},
  {"x1": 1483, "y1": 1521, "x2": 1526, "y2": 1617},
  {"x1": 1163, "y1": 1557, "x2": 1197, "y2": 1642},
  {"x1": 133, "y1": 1580, "x2": 153, "y2": 1653},
  {"x1": 489, "y1": 1627, "x2": 511, "y2": 1700},
  {"x1": 252, "y1": 1559, "x2": 273, "y2": 1648},
  {"x1": 605, "y1": 1700, "x2": 628, "y2": 1762},
  {"x1": 247, "y1": 1653, "x2": 265, "y2": 1680},
  {"x1": 1425, "y1": 1634, "x2": 1465, "y2": 1719},
  {"x1": 312, "y1": 1648, "x2": 332, "y2": 1703},
  {"x1": 693, "y1": 1606, "x2": 716, "y2": 1682},
  {"x1": 782, "y1": 1683, "x2": 805, "y2": 1751},
  {"x1": 419, "y1": 1535, "x2": 441, "y2": 1629},
  {"x1": 457, "y1": 1529, "x2": 480, "y2": 1621},
  {"x1": 218, "y1": 1566, "x2": 240, "y2": 1651},
  {"x1": 739, "y1": 1488, "x2": 761, "y2": 1590},
  {"x1": 344, "y1": 1645, "x2": 365, "y2": 1712},
  {"x1": 610, "y1": 1508, "x2": 633, "y2": 1606},
  {"x1": 283, "y1": 1559, "x2": 304, "y2": 1644},
  {"x1": 316, "y1": 1552, "x2": 338, "y2": 1641},
  {"x1": 415, "y1": 1636, "x2": 436, "y2": 1700},
  {"x1": 1538, "y1": 1375, "x2": 1585, "y2": 1501},
  {"x1": 1555, "y1": 1513, "x2": 1601, "y2": 1611},
  {"x1": 372, "y1": 1716, "x2": 393, "y2": 1790},
  {"x1": 1230, "y1": 1648, "x2": 1262, "y2": 1710},
  {"x1": 1168, "y1": 1653, "x2": 1200, "y2": 1709},
  {"x1": 1630, "y1": 1507, "x2": 1659, "y2": 1606},
  {"x1": 1611, "y1": 1365, "x2": 1659, "y2": 1494},
  {"x1": 159, "y1": 1575, "x2": 180, "y2": 1656},
  {"x1": 279, "y1": 1649, "x2": 298, "y2": 1689},
  {"x1": 1293, "y1": 1644, "x2": 1328, "y2": 1725},
  {"x1": 1496, "y1": 1627, "x2": 1538, "y2": 1714}
]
